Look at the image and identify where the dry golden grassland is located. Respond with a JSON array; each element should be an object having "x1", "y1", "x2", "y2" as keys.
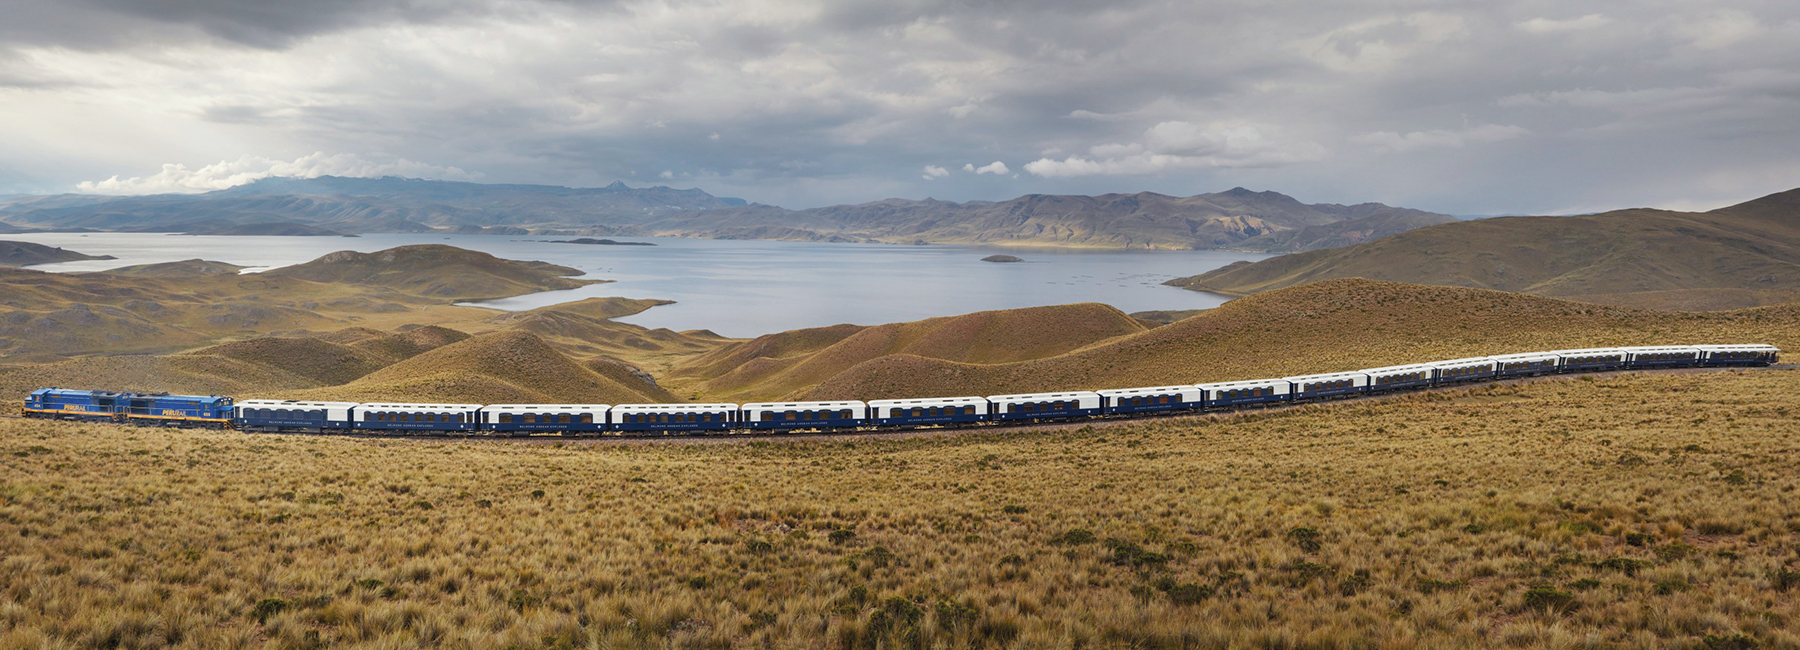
[{"x1": 3, "y1": 369, "x2": 1799, "y2": 649}]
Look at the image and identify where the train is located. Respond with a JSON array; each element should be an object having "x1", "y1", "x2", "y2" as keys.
[{"x1": 21, "y1": 344, "x2": 1780, "y2": 436}]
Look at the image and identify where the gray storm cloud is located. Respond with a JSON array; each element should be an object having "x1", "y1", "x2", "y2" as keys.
[{"x1": 0, "y1": 0, "x2": 1796, "y2": 213}]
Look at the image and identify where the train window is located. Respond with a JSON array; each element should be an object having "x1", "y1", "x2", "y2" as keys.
[
  {"x1": 521, "y1": 414, "x2": 535, "y2": 424},
  {"x1": 499, "y1": 414, "x2": 512, "y2": 424},
  {"x1": 580, "y1": 414, "x2": 593, "y2": 424},
  {"x1": 911, "y1": 407, "x2": 923, "y2": 417}
]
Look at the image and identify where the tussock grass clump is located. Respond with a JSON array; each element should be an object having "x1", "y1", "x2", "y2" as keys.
[{"x1": 2, "y1": 370, "x2": 1799, "y2": 648}]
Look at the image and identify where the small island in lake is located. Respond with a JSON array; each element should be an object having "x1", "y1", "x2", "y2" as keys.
[
  {"x1": 549, "y1": 238, "x2": 656, "y2": 246},
  {"x1": 981, "y1": 254, "x2": 1023, "y2": 263}
]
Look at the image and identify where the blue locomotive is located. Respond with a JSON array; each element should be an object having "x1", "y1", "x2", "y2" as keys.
[{"x1": 25, "y1": 388, "x2": 233, "y2": 428}]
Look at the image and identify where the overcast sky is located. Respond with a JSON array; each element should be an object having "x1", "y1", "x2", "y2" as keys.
[{"x1": 1, "y1": 0, "x2": 1797, "y2": 214}]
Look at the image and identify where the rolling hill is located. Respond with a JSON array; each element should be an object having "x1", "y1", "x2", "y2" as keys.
[
  {"x1": 669, "y1": 303, "x2": 1152, "y2": 400},
  {"x1": 101, "y1": 259, "x2": 248, "y2": 277},
  {"x1": 645, "y1": 187, "x2": 1455, "y2": 250},
  {"x1": 0, "y1": 177, "x2": 1452, "y2": 252},
  {"x1": 1167, "y1": 187, "x2": 1800, "y2": 308},
  {"x1": 0, "y1": 240, "x2": 114, "y2": 267},
  {"x1": 264, "y1": 244, "x2": 598, "y2": 299},
  {"x1": 0, "y1": 176, "x2": 744, "y2": 236},
  {"x1": 288, "y1": 330, "x2": 677, "y2": 404},
  {"x1": 0, "y1": 245, "x2": 613, "y2": 358},
  {"x1": 790, "y1": 278, "x2": 1800, "y2": 401}
]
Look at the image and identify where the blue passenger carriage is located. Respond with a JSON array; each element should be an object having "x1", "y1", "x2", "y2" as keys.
[
  {"x1": 1360, "y1": 363, "x2": 1436, "y2": 392},
  {"x1": 867, "y1": 397, "x2": 988, "y2": 427},
  {"x1": 1489, "y1": 352, "x2": 1561, "y2": 378},
  {"x1": 1620, "y1": 346, "x2": 1702, "y2": 368},
  {"x1": 1097, "y1": 386, "x2": 1204, "y2": 415},
  {"x1": 740, "y1": 401, "x2": 867, "y2": 430},
  {"x1": 1553, "y1": 348, "x2": 1627, "y2": 372},
  {"x1": 353, "y1": 402, "x2": 481, "y2": 433},
  {"x1": 1197, "y1": 378, "x2": 1290, "y2": 407},
  {"x1": 24, "y1": 388, "x2": 125, "y2": 422},
  {"x1": 482, "y1": 404, "x2": 609, "y2": 435},
  {"x1": 1285, "y1": 372, "x2": 1370, "y2": 400},
  {"x1": 611, "y1": 404, "x2": 737, "y2": 433},
  {"x1": 1430, "y1": 357, "x2": 1497, "y2": 385},
  {"x1": 236, "y1": 399, "x2": 357, "y2": 432},
  {"x1": 987, "y1": 391, "x2": 1102, "y2": 422},
  {"x1": 1697, "y1": 344, "x2": 1779, "y2": 366}
]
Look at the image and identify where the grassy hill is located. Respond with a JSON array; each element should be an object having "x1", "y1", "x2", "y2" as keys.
[
  {"x1": 7, "y1": 368, "x2": 1799, "y2": 647},
  {"x1": 100, "y1": 259, "x2": 248, "y2": 277},
  {"x1": 1167, "y1": 188, "x2": 1800, "y2": 308},
  {"x1": 0, "y1": 240, "x2": 114, "y2": 267},
  {"x1": 288, "y1": 330, "x2": 677, "y2": 404},
  {"x1": 0, "y1": 245, "x2": 626, "y2": 359},
  {"x1": 265, "y1": 244, "x2": 598, "y2": 299},
  {"x1": 649, "y1": 187, "x2": 1454, "y2": 251},
  {"x1": 798, "y1": 278, "x2": 1800, "y2": 400},
  {"x1": 3, "y1": 178, "x2": 1450, "y2": 251},
  {"x1": 670, "y1": 303, "x2": 1149, "y2": 401}
]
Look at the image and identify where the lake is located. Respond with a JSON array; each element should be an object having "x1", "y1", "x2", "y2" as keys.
[{"x1": 15, "y1": 233, "x2": 1265, "y2": 337}]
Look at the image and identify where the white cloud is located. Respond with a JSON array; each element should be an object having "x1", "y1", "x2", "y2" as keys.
[
  {"x1": 1517, "y1": 14, "x2": 1611, "y2": 34},
  {"x1": 1301, "y1": 12, "x2": 1467, "y2": 74},
  {"x1": 74, "y1": 152, "x2": 476, "y2": 195},
  {"x1": 1026, "y1": 121, "x2": 1325, "y2": 178},
  {"x1": 973, "y1": 161, "x2": 1009, "y2": 175},
  {"x1": 921, "y1": 164, "x2": 950, "y2": 180},
  {"x1": 1676, "y1": 10, "x2": 1761, "y2": 50},
  {"x1": 660, "y1": 170, "x2": 674, "y2": 179},
  {"x1": 1350, "y1": 124, "x2": 1530, "y2": 152}
]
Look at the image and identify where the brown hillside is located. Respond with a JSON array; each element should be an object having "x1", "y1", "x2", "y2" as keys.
[
  {"x1": 1168, "y1": 188, "x2": 1800, "y2": 308},
  {"x1": 0, "y1": 354, "x2": 321, "y2": 404},
  {"x1": 802, "y1": 278, "x2": 1800, "y2": 400},
  {"x1": 350, "y1": 325, "x2": 471, "y2": 362},
  {"x1": 101, "y1": 259, "x2": 247, "y2": 277},
  {"x1": 673, "y1": 323, "x2": 867, "y2": 381},
  {"x1": 288, "y1": 330, "x2": 676, "y2": 404},
  {"x1": 650, "y1": 188, "x2": 1454, "y2": 250},
  {"x1": 477, "y1": 298, "x2": 725, "y2": 360},
  {"x1": 0, "y1": 240, "x2": 114, "y2": 267},
  {"x1": 183, "y1": 325, "x2": 469, "y2": 386},
  {"x1": 189, "y1": 337, "x2": 390, "y2": 385},
  {"x1": 585, "y1": 357, "x2": 680, "y2": 403},
  {"x1": 0, "y1": 245, "x2": 615, "y2": 359},
  {"x1": 674, "y1": 303, "x2": 1147, "y2": 401},
  {"x1": 265, "y1": 245, "x2": 600, "y2": 299}
]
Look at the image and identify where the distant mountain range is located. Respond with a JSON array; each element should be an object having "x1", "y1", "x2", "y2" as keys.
[
  {"x1": 1168, "y1": 187, "x2": 1800, "y2": 310},
  {"x1": 0, "y1": 176, "x2": 1453, "y2": 252}
]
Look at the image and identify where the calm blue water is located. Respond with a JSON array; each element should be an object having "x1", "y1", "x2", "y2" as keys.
[{"x1": 15, "y1": 233, "x2": 1263, "y2": 337}]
